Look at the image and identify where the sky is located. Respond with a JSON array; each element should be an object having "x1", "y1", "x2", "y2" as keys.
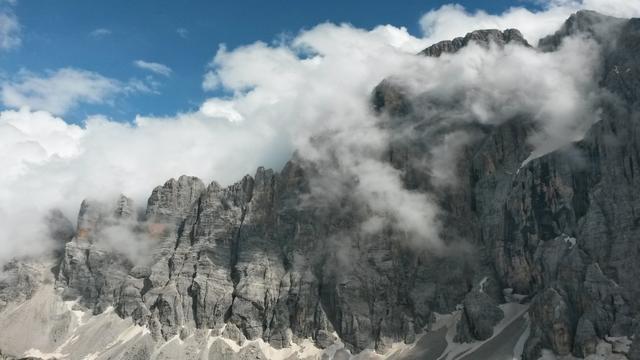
[
  {"x1": 0, "y1": 0, "x2": 533, "y2": 123},
  {"x1": 0, "y1": 0, "x2": 639, "y2": 262}
]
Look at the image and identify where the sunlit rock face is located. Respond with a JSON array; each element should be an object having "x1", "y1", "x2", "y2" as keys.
[{"x1": 2, "y1": 10, "x2": 640, "y2": 360}]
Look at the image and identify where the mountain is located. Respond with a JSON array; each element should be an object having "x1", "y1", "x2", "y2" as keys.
[{"x1": 1, "y1": 10, "x2": 640, "y2": 360}]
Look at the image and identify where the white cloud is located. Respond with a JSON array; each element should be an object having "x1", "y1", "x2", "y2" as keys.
[
  {"x1": 177, "y1": 27, "x2": 188, "y2": 39},
  {"x1": 0, "y1": 10, "x2": 19, "y2": 50},
  {"x1": 0, "y1": 68, "x2": 155, "y2": 115},
  {"x1": 89, "y1": 28, "x2": 112, "y2": 38},
  {"x1": 202, "y1": 71, "x2": 219, "y2": 91},
  {"x1": 200, "y1": 99, "x2": 243, "y2": 122},
  {"x1": 0, "y1": 109, "x2": 83, "y2": 261},
  {"x1": 124, "y1": 76, "x2": 160, "y2": 94},
  {"x1": 0, "y1": 108, "x2": 82, "y2": 179},
  {"x1": 133, "y1": 60, "x2": 172, "y2": 77}
]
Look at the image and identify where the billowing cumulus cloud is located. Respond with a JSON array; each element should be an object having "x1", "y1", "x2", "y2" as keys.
[{"x1": 0, "y1": 1, "x2": 627, "y2": 262}]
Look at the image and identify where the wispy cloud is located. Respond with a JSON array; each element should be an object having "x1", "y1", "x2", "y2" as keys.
[
  {"x1": 133, "y1": 60, "x2": 172, "y2": 77},
  {"x1": 0, "y1": 0, "x2": 19, "y2": 51},
  {"x1": 177, "y1": 27, "x2": 188, "y2": 39},
  {"x1": 89, "y1": 28, "x2": 112, "y2": 38},
  {"x1": 0, "y1": 68, "x2": 154, "y2": 115},
  {"x1": 125, "y1": 76, "x2": 161, "y2": 95},
  {"x1": 202, "y1": 71, "x2": 219, "y2": 91}
]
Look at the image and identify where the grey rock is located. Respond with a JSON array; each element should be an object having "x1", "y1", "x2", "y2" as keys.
[
  {"x1": 222, "y1": 323, "x2": 246, "y2": 346},
  {"x1": 420, "y1": 29, "x2": 530, "y2": 57},
  {"x1": 538, "y1": 10, "x2": 626, "y2": 51},
  {"x1": 314, "y1": 330, "x2": 336, "y2": 349},
  {"x1": 528, "y1": 288, "x2": 574, "y2": 356},
  {"x1": 574, "y1": 316, "x2": 599, "y2": 357},
  {"x1": 455, "y1": 290, "x2": 504, "y2": 342},
  {"x1": 0, "y1": 261, "x2": 43, "y2": 310},
  {"x1": 208, "y1": 339, "x2": 237, "y2": 360},
  {"x1": 146, "y1": 175, "x2": 205, "y2": 225},
  {"x1": 628, "y1": 325, "x2": 640, "y2": 360},
  {"x1": 372, "y1": 79, "x2": 412, "y2": 116},
  {"x1": 58, "y1": 196, "x2": 136, "y2": 314}
]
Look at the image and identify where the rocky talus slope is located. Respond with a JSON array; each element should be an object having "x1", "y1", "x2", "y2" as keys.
[{"x1": 1, "y1": 10, "x2": 640, "y2": 360}]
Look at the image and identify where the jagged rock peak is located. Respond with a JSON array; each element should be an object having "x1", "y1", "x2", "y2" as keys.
[
  {"x1": 538, "y1": 10, "x2": 627, "y2": 50},
  {"x1": 114, "y1": 194, "x2": 135, "y2": 219},
  {"x1": 371, "y1": 78, "x2": 412, "y2": 116},
  {"x1": 419, "y1": 28, "x2": 530, "y2": 57},
  {"x1": 145, "y1": 175, "x2": 205, "y2": 224},
  {"x1": 76, "y1": 199, "x2": 104, "y2": 240}
]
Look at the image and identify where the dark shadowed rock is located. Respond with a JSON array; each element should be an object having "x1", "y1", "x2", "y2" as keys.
[
  {"x1": 527, "y1": 288, "x2": 574, "y2": 356},
  {"x1": 574, "y1": 316, "x2": 598, "y2": 357},
  {"x1": 455, "y1": 290, "x2": 504, "y2": 342}
]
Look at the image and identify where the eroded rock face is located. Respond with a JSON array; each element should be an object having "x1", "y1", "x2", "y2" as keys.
[
  {"x1": 455, "y1": 290, "x2": 504, "y2": 342},
  {"x1": 528, "y1": 288, "x2": 574, "y2": 356}
]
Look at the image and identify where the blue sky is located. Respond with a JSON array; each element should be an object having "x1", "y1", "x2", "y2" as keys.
[{"x1": 0, "y1": 0, "x2": 537, "y2": 123}]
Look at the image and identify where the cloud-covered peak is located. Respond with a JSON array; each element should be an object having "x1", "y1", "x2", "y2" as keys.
[{"x1": 419, "y1": 0, "x2": 640, "y2": 46}]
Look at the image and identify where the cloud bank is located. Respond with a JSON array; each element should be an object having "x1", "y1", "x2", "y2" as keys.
[{"x1": 0, "y1": 0, "x2": 632, "y2": 262}]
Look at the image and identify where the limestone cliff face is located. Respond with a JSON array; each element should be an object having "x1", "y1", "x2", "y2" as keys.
[
  {"x1": 3, "y1": 10, "x2": 640, "y2": 360},
  {"x1": 58, "y1": 161, "x2": 441, "y2": 354}
]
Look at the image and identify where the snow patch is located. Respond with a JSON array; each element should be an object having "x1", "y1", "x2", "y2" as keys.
[
  {"x1": 513, "y1": 314, "x2": 531, "y2": 359},
  {"x1": 479, "y1": 277, "x2": 489, "y2": 293},
  {"x1": 437, "y1": 303, "x2": 529, "y2": 360},
  {"x1": 605, "y1": 336, "x2": 631, "y2": 354},
  {"x1": 103, "y1": 323, "x2": 146, "y2": 349},
  {"x1": 23, "y1": 348, "x2": 66, "y2": 360},
  {"x1": 561, "y1": 234, "x2": 576, "y2": 248},
  {"x1": 63, "y1": 298, "x2": 87, "y2": 327}
]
